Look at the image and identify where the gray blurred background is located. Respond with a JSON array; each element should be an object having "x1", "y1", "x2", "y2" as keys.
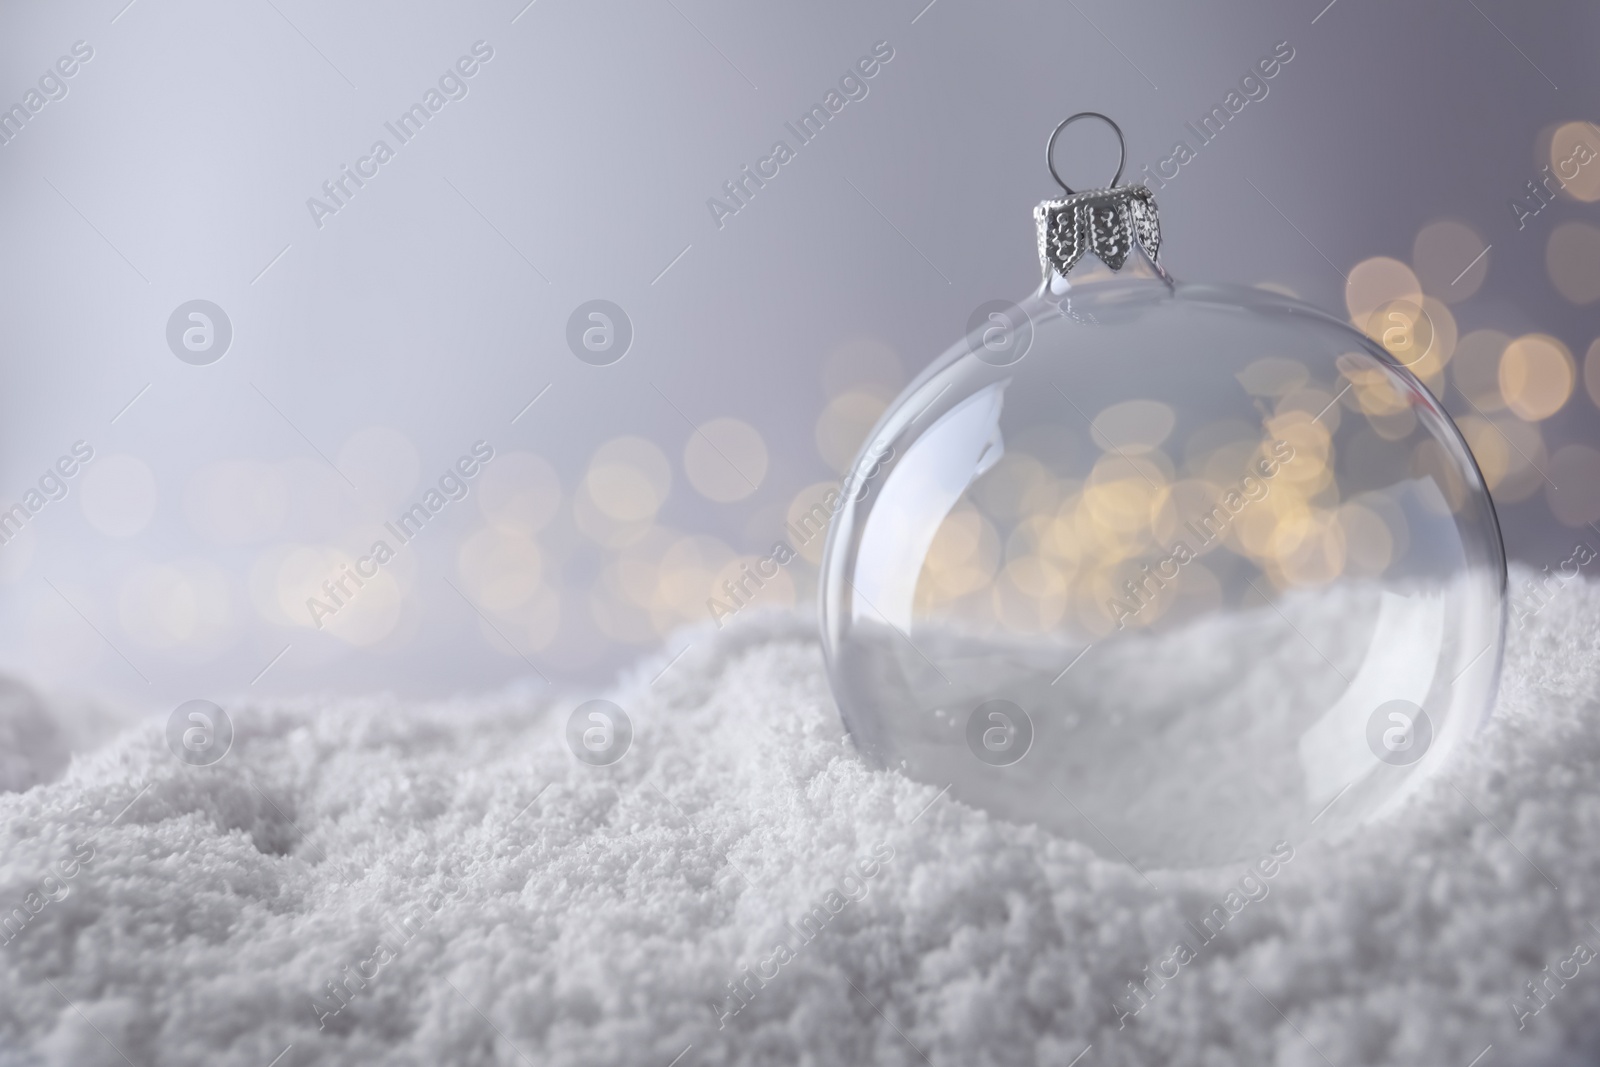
[{"x1": 0, "y1": 0, "x2": 1595, "y2": 712}]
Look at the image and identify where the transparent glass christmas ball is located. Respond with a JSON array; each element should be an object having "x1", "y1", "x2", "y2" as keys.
[{"x1": 819, "y1": 235, "x2": 1505, "y2": 870}]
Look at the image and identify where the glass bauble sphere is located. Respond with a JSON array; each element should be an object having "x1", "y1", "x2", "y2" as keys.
[{"x1": 820, "y1": 248, "x2": 1506, "y2": 870}]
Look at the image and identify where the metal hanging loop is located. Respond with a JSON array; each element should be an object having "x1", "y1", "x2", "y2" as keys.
[{"x1": 1046, "y1": 112, "x2": 1126, "y2": 195}]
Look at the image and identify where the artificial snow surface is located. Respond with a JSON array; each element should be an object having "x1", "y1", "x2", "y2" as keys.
[{"x1": 2, "y1": 567, "x2": 1600, "y2": 1066}]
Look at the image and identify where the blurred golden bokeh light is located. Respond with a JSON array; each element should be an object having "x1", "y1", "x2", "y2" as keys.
[
  {"x1": 1547, "y1": 221, "x2": 1600, "y2": 305},
  {"x1": 586, "y1": 437, "x2": 670, "y2": 522},
  {"x1": 1486, "y1": 417, "x2": 1548, "y2": 504},
  {"x1": 477, "y1": 451, "x2": 561, "y2": 533},
  {"x1": 1345, "y1": 256, "x2": 1422, "y2": 325},
  {"x1": 458, "y1": 527, "x2": 543, "y2": 611},
  {"x1": 1412, "y1": 219, "x2": 1488, "y2": 303},
  {"x1": 273, "y1": 544, "x2": 402, "y2": 646},
  {"x1": 684, "y1": 417, "x2": 768, "y2": 502},
  {"x1": 1090, "y1": 399, "x2": 1176, "y2": 453},
  {"x1": 1585, "y1": 337, "x2": 1600, "y2": 411},
  {"x1": 1363, "y1": 297, "x2": 1456, "y2": 384},
  {"x1": 1550, "y1": 121, "x2": 1600, "y2": 202},
  {"x1": 1457, "y1": 416, "x2": 1513, "y2": 492},
  {"x1": 787, "y1": 481, "x2": 842, "y2": 565},
  {"x1": 815, "y1": 391, "x2": 888, "y2": 473},
  {"x1": 1500, "y1": 333, "x2": 1575, "y2": 421},
  {"x1": 893, "y1": 395, "x2": 1430, "y2": 640},
  {"x1": 1452, "y1": 330, "x2": 1512, "y2": 412},
  {"x1": 660, "y1": 533, "x2": 734, "y2": 610}
]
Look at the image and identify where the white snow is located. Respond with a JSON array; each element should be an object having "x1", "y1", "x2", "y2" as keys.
[{"x1": 1, "y1": 567, "x2": 1598, "y2": 1066}]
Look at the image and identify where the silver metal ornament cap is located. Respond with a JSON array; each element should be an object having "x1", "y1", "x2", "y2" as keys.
[
  {"x1": 1035, "y1": 184, "x2": 1162, "y2": 277},
  {"x1": 1033, "y1": 112, "x2": 1163, "y2": 280}
]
